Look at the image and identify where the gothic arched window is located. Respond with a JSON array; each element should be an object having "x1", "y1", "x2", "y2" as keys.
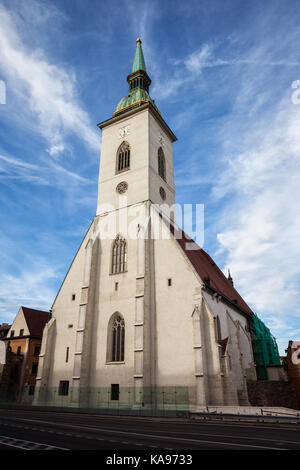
[
  {"x1": 214, "y1": 315, "x2": 222, "y2": 342},
  {"x1": 107, "y1": 313, "x2": 125, "y2": 362},
  {"x1": 116, "y1": 141, "x2": 130, "y2": 173},
  {"x1": 158, "y1": 147, "x2": 166, "y2": 181},
  {"x1": 111, "y1": 234, "x2": 127, "y2": 274}
]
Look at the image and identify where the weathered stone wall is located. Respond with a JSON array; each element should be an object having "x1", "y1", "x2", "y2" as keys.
[{"x1": 247, "y1": 380, "x2": 299, "y2": 410}]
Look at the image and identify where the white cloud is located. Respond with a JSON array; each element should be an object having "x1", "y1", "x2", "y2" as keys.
[
  {"x1": 153, "y1": 38, "x2": 300, "y2": 101},
  {"x1": 213, "y1": 77, "x2": 300, "y2": 353},
  {"x1": 0, "y1": 3, "x2": 99, "y2": 155},
  {"x1": 0, "y1": 262, "x2": 57, "y2": 321},
  {"x1": 184, "y1": 43, "x2": 227, "y2": 72},
  {"x1": 47, "y1": 144, "x2": 65, "y2": 157},
  {"x1": 152, "y1": 42, "x2": 230, "y2": 99},
  {"x1": 0, "y1": 153, "x2": 49, "y2": 186},
  {"x1": 46, "y1": 159, "x2": 91, "y2": 184},
  {"x1": 0, "y1": 152, "x2": 91, "y2": 187}
]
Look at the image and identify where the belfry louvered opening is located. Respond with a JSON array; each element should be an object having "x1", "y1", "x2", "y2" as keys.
[
  {"x1": 158, "y1": 146, "x2": 166, "y2": 180},
  {"x1": 116, "y1": 141, "x2": 130, "y2": 173}
]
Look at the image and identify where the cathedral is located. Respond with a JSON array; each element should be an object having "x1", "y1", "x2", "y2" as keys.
[{"x1": 34, "y1": 39, "x2": 258, "y2": 412}]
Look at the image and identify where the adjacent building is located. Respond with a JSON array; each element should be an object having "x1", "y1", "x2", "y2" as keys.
[
  {"x1": 0, "y1": 306, "x2": 49, "y2": 403},
  {"x1": 0, "y1": 323, "x2": 11, "y2": 339},
  {"x1": 285, "y1": 341, "x2": 300, "y2": 409}
]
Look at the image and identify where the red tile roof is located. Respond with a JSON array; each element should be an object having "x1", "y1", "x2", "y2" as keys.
[
  {"x1": 21, "y1": 307, "x2": 49, "y2": 337},
  {"x1": 167, "y1": 217, "x2": 253, "y2": 317}
]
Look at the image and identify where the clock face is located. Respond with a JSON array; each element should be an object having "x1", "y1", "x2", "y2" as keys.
[{"x1": 119, "y1": 126, "x2": 130, "y2": 138}]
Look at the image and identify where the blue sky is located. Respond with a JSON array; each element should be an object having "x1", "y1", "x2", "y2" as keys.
[{"x1": 0, "y1": 0, "x2": 300, "y2": 354}]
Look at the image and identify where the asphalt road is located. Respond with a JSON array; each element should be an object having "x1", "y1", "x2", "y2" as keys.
[{"x1": 0, "y1": 408, "x2": 299, "y2": 451}]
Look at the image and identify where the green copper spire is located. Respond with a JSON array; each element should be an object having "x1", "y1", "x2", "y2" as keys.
[
  {"x1": 113, "y1": 38, "x2": 162, "y2": 117},
  {"x1": 131, "y1": 37, "x2": 147, "y2": 73}
]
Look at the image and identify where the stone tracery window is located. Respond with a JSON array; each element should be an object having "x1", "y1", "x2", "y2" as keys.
[
  {"x1": 158, "y1": 147, "x2": 166, "y2": 181},
  {"x1": 111, "y1": 234, "x2": 127, "y2": 274},
  {"x1": 116, "y1": 141, "x2": 130, "y2": 173},
  {"x1": 107, "y1": 312, "x2": 125, "y2": 362},
  {"x1": 112, "y1": 314, "x2": 125, "y2": 362}
]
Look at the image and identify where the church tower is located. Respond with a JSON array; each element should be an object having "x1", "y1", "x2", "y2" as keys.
[
  {"x1": 34, "y1": 39, "x2": 257, "y2": 412},
  {"x1": 96, "y1": 38, "x2": 177, "y2": 219}
]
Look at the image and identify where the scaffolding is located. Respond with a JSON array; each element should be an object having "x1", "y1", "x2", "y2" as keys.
[{"x1": 251, "y1": 314, "x2": 281, "y2": 380}]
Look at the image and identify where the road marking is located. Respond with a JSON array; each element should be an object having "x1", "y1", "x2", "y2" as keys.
[
  {"x1": 59, "y1": 425, "x2": 290, "y2": 450},
  {"x1": 0, "y1": 435, "x2": 68, "y2": 451},
  {"x1": 0, "y1": 416, "x2": 292, "y2": 450},
  {"x1": 2, "y1": 409, "x2": 299, "y2": 430},
  {"x1": 150, "y1": 429, "x2": 300, "y2": 446}
]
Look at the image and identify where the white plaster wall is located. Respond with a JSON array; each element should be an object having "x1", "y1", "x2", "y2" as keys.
[
  {"x1": 153, "y1": 212, "x2": 200, "y2": 387},
  {"x1": 48, "y1": 221, "x2": 95, "y2": 387},
  {"x1": 8, "y1": 308, "x2": 30, "y2": 337}
]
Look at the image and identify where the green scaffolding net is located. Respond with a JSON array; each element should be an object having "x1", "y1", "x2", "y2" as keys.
[{"x1": 251, "y1": 314, "x2": 281, "y2": 380}]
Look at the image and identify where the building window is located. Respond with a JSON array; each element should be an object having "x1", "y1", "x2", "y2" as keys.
[
  {"x1": 72, "y1": 294, "x2": 76, "y2": 301},
  {"x1": 116, "y1": 181, "x2": 128, "y2": 194},
  {"x1": 31, "y1": 363, "x2": 38, "y2": 375},
  {"x1": 168, "y1": 278, "x2": 172, "y2": 286},
  {"x1": 214, "y1": 315, "x2": 222, "y2": 342},
  {"x1": 159, "y1": 186, "x2": 166, "y2": 200},
  {"x1": 34, "y1": 345, "x2": 40, "y2": 356},
  {"x1": 111, "y1": 234, "x2": 127, "y2": 274},
  {"x1": 66, "y1": 347, "x2": 69, "y2": 363},
  {"x1": 158, "y1": 147, "x2": 166, "y2": 181},
  {"x1": 107, "y1": 313, "x2": 125, "y2": 362},
  {"x1": 116, "y1": 141, "x2": 130, "y2": 173},
  {"x1": 111, "y1": 384, "x2": 119, "y2": 400},
  {"x1": 58, "y1": 381, "x2": 69, "y2": 396},
  {"x1": 17, "y1": 346, "x2": 21, "y2": 355},
  {"x1": 10, "y1": 330, "x2": 15, "y2": 337},
  {"x1": 19, "y1": 329, "x2": 24, "y2": 337}
]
